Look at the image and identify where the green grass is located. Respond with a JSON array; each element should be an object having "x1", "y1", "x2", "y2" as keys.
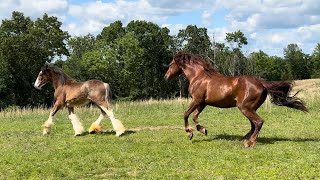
[{"x1": 0, "y1": 98, "x2": 320, "y2": 179}]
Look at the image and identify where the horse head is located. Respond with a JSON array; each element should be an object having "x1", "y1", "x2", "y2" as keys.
[
  {"x1": 164, "y1": 54, "x2": 184, "y2": 80},
  {"x1": 34, "y1": 64, "x2": 52, "y2": 90}
]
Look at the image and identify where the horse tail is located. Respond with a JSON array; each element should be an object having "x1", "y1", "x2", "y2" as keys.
[
  {"x1": 104, "y1": 83, "x2": 113, "y2": 110},
  {"x1": 261, "y1": 80, "x2": 308, "y2": 112}
]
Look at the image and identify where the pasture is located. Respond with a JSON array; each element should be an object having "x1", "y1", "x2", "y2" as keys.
[{"x1": 0, "y1": 80, "x2": 320, "y2": 179}]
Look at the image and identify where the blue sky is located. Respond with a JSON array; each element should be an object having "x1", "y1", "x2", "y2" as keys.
[{"x1": 1, "y1": 0, "x2": 320, "y2": 56}]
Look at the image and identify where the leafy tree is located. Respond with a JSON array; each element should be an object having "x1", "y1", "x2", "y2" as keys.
[
  {"x1": 226, "y1": 30, "x2": 248, "y2": 50},
  {"x1": 176, "y1": 25, "x2": 211, "y2": 57},
  {"x1": 214, "y1": 30, "x2": 250, "y2": 76},
  {"x1": 284, "y1": 44, "x2": 310, "y2": 80},
  {"x1": 125, "y1": 20, "x2": 174, "y2": 99},
  {"x1": 310, "y1": 43, "x2": 320, "y2": 78},
  {"x1": 0, "y1": 11, "x2": 69, "y2": 108},
  {"x1": 63, "y1": 34, "x2": 96, "y2": 80},
  {"x1": 248, "y1": 51, "x2": 289, "y2": 80},
  {"x1": 209, "y1": 42, "x2": 233, "y2": 75},
  {"x1": 97, "y1": 20, "x2": 125, "y2": 43}
]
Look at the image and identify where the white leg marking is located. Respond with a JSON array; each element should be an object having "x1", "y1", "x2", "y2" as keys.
[
  {"x1": 69, "y1": 113, "x2": 84, "y2": 136},
  {"x1": 94, "y1": 114, "x2": 104, "y2": 125},
  {"x1": 100, "y1": 107, "x2": 125, "y2": 136},
  {"x1": 89, "y1": 114, "x2": 104, "y2": 133},
  {"x1": 43, "y1": 114, "x2": 54, "y2": 135}
]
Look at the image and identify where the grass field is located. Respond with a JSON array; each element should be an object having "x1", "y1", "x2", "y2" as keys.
[{"x1": 1, "y1": 80, "x2": 320, "y2": 179}]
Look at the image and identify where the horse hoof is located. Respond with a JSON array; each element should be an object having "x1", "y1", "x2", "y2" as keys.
[
  {"x1": 204, "y1": 129, "x2": 207, "y2": 136},
  {"x1": 243, "y1": 139, "x2": 255, "y2": 148},
  {"x1": 42, "y1": 129, "x2": 51, "y2": 135},
  {"x1": 74, "y1": 133, "x2": 82, "y2": 136},
  {"x1": 188, "y1": 133, "x2": 194, "y2": 140},
  {"x1": 116, "y1": 132, "x2": 124, "y2": 137},
  {"x1": 89, "y1": 131, "x2": 96, "y2": 134}
]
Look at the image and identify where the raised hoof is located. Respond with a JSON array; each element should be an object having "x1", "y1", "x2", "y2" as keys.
[
  {"x1": 188, "y1": 133, "x2": 194, "y2": 140},
  {"x1": 196, "y1": 125, "x2": 207, "y2": 136}
]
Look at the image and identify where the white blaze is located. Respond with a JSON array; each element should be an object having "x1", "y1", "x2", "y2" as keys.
[{"x1": 34, "y1": 71, "x2": 42, "y2": 90}]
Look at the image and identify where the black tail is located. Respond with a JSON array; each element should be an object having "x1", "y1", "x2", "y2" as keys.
[{"x1": 261, "y1": 81, "x2": 308, "y2": 112}]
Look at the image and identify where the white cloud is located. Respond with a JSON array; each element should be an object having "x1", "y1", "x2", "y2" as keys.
[
  {"x1": 162, "y1": 24, "x2": 187, "y2": 35},
  {"x1": 1, "y1": 0, "x2": 320, "y2": 56},
  {"x1": 271, "y1": 34, "x2": 284, "y2": 44},
  {"x1": 202, "y1": 10, "x2": 212, "y2": 26},
  {"x1": 17, "y1": 0, "x2": 68, "y2": 18}
]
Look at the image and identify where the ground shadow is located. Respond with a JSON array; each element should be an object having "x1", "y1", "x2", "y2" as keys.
[
  {"x1": 79, "y1": 130, "x2": 137, "y2": 136},
  {"x1": 100, "y1": 129, "x2": 137, "y2": 136},
  {"x1": 193, "y1": 134, "x2": 320, "y2": 144}
]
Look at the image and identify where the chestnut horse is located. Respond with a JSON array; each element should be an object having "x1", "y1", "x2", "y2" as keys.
[
  {"x1": 165, "y1": 52, "x2": 308, "y2": 147},
  {"x1": 34, "y1": 64, "x2": 125, "y2": 136}
]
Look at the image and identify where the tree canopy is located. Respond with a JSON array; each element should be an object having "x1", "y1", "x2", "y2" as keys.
[{"x1": 1, "y1": 11, "x2": 319, "y2": 109}]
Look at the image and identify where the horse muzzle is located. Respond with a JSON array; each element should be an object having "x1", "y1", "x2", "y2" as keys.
[{"x1": 34, "y1": 81, "x2": 45, "y2": 90}]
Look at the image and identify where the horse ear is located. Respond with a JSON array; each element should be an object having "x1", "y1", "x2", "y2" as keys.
[{"x1": 41, "y1": 62, "x2": 49, "y2": 71}]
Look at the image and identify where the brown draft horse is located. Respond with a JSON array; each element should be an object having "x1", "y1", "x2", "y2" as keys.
[
  {"x1": 165, "y1": 52, "x2": 308, "y2": 148},
  {"x1": 34, "y1": 64, "x2": 125, "y2": 136}
]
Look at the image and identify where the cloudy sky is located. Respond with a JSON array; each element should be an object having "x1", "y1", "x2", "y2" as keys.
[{"x1": 0, "y1": 0, "x2": 319, "y2": 56}]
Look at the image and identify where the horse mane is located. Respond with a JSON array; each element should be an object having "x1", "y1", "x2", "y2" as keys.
[
  {"x1": 174, "y1": 52, "x2": 220, "y2": 75},
  {"x1": 42, "y1": 64, "x2": 74, "y2": 85}
]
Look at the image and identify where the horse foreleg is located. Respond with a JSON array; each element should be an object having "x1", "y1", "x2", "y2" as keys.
[
  {"x1": 43, "y1": 102, "x2": 62, "y2": 135},
  {"x1": 98, "y1": 103, "x2": 125, "y2": 136},
  {"x1": 89, "y1": 110, "x2": 105, "y2": 134},
  {"x1": 192, "y1": 104, "x2": 207, "y2": 136},
  {"x1": 184, "y1": 101, "x2": 199, "y2": 140},
  {"x1": 68, "y1": 107, "x2": 84, "y2": 136}
]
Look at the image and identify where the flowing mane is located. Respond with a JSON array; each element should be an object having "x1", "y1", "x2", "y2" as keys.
[
  {"x1": 42, "y1": 64, "x2": 73, "y2": 85},
  {"x1": 173, "y1": 52, "x2": 220, "y2": 75}
]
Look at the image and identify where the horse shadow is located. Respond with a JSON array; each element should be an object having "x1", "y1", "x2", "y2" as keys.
[
  {"x1": 193, "y1": 134, "x2": 320, "y2": 144},
  {"x1": 80, "y1": 130, "x2": 136, "y2": 136}
]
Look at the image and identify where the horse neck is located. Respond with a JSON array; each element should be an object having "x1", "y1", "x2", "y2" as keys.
[
  {"x1": 51, "y1": 73, "x2": 67, "y2": 90},
  {"x1": 182, "y1": 64, "x2": 203, "y2": 83},
  {"x1": 182, "y1": 64, "x2": 221, "y2": 83}
]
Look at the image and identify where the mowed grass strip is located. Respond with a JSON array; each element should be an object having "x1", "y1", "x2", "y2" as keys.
[{"x1": 0, "y1": 96, "x2": 320, "y2": 179}]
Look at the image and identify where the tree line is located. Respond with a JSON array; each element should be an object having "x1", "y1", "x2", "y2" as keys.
[{"x1": 1, "y1": 11, "x2": 320, "y2": 109}]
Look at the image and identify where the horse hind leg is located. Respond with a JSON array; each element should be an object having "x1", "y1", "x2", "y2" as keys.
[
  {"x1": 98, "y1": 102, "x2": 125, "y2": 136},
  {"x1": 88, "y1": 110, "x2": 105, "y2": 134},
  {"x1": 239, "y1": 108, "x2": 264, "y2": 148},
  {"x1": 193, "y1": 104, "x2": 207, "y2": 136}
]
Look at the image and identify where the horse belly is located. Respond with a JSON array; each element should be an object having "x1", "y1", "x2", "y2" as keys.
[
  {"x1": 66, "y1": 98, "x2": 90, "y2": 107},
  {"x1": 206, "y1": 97, "x2": 237, "y2": 108},
  {"x1": 205, "y1": 87, "x2": 236, "y2": 108},
  {"x1": 65, "y1": 90, "x2": 91, "y2": 107}
]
